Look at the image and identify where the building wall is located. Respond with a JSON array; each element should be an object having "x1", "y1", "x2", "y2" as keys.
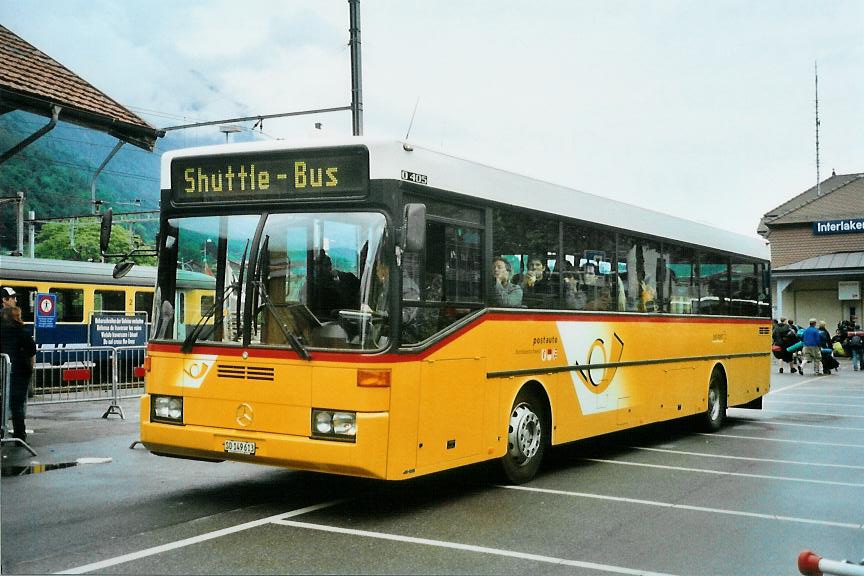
[
  {"x1": 768, "y1": 226, "x2": 864, "y2": 267},
  {"x1": 764, "y1": 175, "x2": 864, "y2": 331},
  {"x1": 773, "y1": 277, "x2": 863, "y2": 331}
]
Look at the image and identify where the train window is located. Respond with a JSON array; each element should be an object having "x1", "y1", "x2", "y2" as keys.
[
  {"x1": 178, "y1": 292, "x2": 186, "y2": 325},
  {"x1": 134, "y1": 291, "x2": 154, "y2": 317},
  {"x1": 9, "y1": 286, "x2": 37, "y2": 322},
  {"x1": 95, "y1": 290, "x2": 125, "y2": 314},
  {"x1": 200, "y1": 294, "x2": 215, "y2": 312},
  {"x1": 49, "y1": 288, "x2": 84, "y2": 322}
]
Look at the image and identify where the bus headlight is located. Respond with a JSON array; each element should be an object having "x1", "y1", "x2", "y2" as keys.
[
  {"x1": 152, "y1": 395, "x2": 184, "y2": 424},
  {"x1": 311, "y1": 409, "x2": 356, "y2": 442}
]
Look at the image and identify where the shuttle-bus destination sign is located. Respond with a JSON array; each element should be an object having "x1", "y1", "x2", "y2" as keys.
[{"x1": 171, "y1": 147, "x2": 369, "y2": 203}]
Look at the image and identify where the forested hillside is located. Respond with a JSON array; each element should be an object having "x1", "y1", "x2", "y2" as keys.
[
  {"x1": 0, "y1": 110, "x2": 164, "y2": 253},
  {"x1": 0, "y1": 109, "x2": 275, "y2": 257}
]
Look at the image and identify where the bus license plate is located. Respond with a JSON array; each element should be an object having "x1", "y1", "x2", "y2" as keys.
[{"x1": 224, "y1": 440, "x2": 256, "y2": 455}]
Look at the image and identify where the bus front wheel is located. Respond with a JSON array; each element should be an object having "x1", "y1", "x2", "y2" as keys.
[
  {"x1": 500, "y1": 388, "x2": 547, "y2": 484},
  {"x1": 699, "y1": 370, "x2": 727, "y2": 432}
]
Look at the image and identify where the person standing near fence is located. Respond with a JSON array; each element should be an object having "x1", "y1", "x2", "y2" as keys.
[
  {"x1": 1, "y1": 286, "x2": 17, "y2": 309},
  {"x1": 1, "y1": 306, "x2": 36, "y2": 441}
]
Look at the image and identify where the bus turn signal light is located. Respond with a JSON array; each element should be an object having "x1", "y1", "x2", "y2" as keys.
[{"x1": 357, "y1": 369, "x2": 391, "y2": 388}]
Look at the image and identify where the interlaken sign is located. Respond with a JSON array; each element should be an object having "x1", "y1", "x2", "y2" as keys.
[{"x1": 813, "y1": 218, "x2": 864, "y2": 235}]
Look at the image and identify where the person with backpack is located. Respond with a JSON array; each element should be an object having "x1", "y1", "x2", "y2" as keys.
[
  {"x1": 772, "y1": 316, "x2": 799, "y2": 373},
  {"x1": 818, "y1": 320, "x2": 839, "y2": 375},
  {"x1": 846, "y1": 326, "x2": 864, "y2": 371}
]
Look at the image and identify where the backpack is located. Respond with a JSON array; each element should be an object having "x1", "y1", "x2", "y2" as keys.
[{"x1": 852, "y1": 335, "x2": 862, "y2": 347}]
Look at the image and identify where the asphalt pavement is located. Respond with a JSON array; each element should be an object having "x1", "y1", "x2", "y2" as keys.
[{"x1": 2, "y1": 357, "x2": 863, "y2": 575}]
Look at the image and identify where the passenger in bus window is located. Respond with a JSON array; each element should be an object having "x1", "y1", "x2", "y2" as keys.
[
  {"x1": 521, "y1": 258, "x2": 554, "y2": 308},
  {"x1": 562, "y1": 271, "x2": 586, "y2": 309},
  {"x1": 492, "y1": 257, "x2": 522, "y2": 307},
  {"x1": 584, "y1": 285, "x2": 613, "y2": 311}
]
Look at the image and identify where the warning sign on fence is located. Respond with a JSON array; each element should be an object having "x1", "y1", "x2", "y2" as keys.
[{"x1": 89, "y1": 315, "x2": 148, "y2": 347}]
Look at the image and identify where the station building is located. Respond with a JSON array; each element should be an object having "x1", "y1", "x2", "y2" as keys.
[{"x1": 759, "y1": 172, "x2": 864, "y2": 330}]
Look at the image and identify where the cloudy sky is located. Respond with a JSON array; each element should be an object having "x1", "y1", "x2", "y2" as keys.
[{"x1": 5, "y1": 0, "x2": 863, "y2": 238}]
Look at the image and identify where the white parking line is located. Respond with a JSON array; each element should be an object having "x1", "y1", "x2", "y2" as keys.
[
  {"x1": 789, "y1": 385, "x2": 864, "y2": 393},
  {"x1": 732, "y1": 419, "x2": 864, "y2": 432},
  {"x1": 770, "y1": 394, "x2": 864, "y2": 408},
  {"x1": 698, "y1": 432, "x2": 864, "y2": 449},
  {"x1": 583, "y1": 458, "x2": 864, "y2": 487},
  {"x1": 766, "y1": 399, "x2": 864, "y2": 408},
  {"x1": 778, "y1": 393, "x2": 864, "y2": 400},
  {"x1": 761, "y1": 409, "x2": 864, "y2": 419},
  {"x1": 769, "y1": 378, "x2": 825, "y2": 394},
  {"x1": 55, "y1": 500, "x2": 346, "y2": 574},
  {"x1": 500, "y1": 485, "x2": 863, "y2": 530},
  {"x1": 629, "y1": 446, "x2": 864, "y2": 470},
  {"x1": 275, "y1": 520, "x2": 677, "y2": 576}
]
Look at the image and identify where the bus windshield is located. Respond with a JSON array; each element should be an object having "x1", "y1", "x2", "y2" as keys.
[{"x1": 159, "y1": 211, "x2": 390, "y2": 351}]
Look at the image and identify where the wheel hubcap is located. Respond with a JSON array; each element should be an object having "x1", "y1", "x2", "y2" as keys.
[
  {"x1": 508, "y1": 403, "x2": 541, "y2": 465},
  {"x1": 708, "y1": 386, "x2": 720, "y2": 420}
]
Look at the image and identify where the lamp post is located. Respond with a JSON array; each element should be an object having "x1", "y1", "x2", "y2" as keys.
[
  {"x1": 203, "y1": 238, "x2": 213, "y2": 265},
  {"x1": 218, "y1": 125, "x2": 243, "y2": 143}
]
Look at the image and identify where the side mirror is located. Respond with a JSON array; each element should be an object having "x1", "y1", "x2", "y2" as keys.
[
  {"x1": 401, "y1": 203, "x2": 426, "y2": 252},
  {"x1": 99, "y1": 208, "x2": 113, "y2": 255},
  {"x1": 112, "y1": 260, "x2": 134, "y2": 279}
]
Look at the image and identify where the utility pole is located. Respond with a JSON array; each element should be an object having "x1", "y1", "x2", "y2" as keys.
[
  {"x1": 28, "y1": 210, "x2": 35, "y2": 258},
  {"x1": 815, "y1": 61, "x2": 821, "y2": 196},
  {"x1": 349, "y1": 0, "x2": 363, "y2": 136},
  {"x1": 16, "y1": 192, "x2": 24, "y2": 256}
]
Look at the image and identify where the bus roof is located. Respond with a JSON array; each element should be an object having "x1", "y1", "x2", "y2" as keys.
[{"x1": 162, "y1": 138, "x2": 769, "y2": 261}]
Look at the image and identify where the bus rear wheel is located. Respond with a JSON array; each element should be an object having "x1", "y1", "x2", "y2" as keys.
[
  {"x1": 500, "y1": 388, "x2": 547, "y2": 484},
  {"x1": 699, "y1": 370, "x2": 727, "y2": 432}
]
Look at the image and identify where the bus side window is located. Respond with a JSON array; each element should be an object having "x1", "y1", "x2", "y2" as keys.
[
  {"x1": 617, "y1": 235, "x2": 661, "y2": 313},
  {"x1": 697, "y1": 252, "x2": 730, "y2": 316},
  {"x1": 402, "y1": 221, "x2": 482, "y2": 345},
  {"x1": 493, "y1": 208, "x2": 558, "y2": 309},
  {"x1": 730, "y1": 260, "x2": 760, "y2": 317},
  {"x1": 562, "y1": 223, "x2": 615, "y2": 311}
]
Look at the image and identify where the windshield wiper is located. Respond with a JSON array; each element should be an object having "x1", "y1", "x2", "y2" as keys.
[
  {"x1": 181, "y1": 282, "x2": 237, "y2": 354},
  {"x1": 234, "y1": 240, "x2": 249, "y2": 341},
  {"x1": 253, "y1": 279, "x2": 312, "y2": 361}
]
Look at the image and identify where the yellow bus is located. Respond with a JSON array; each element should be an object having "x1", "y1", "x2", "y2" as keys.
[{"x1": 133, "y1": 139, "x2": 771, "y2": 483}]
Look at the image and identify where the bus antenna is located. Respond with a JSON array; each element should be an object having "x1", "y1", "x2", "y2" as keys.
[{"x1": 405, "y1": 97, "x2": 420, "y2": 140}]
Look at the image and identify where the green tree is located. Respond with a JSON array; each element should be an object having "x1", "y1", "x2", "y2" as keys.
[{"x1": 35, "y1": 222, "x2": 156, "y2": 265}]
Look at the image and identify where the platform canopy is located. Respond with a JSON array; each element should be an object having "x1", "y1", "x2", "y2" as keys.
[{"x1": 0, "y1": 24, "x2": 163, "y2": 151}]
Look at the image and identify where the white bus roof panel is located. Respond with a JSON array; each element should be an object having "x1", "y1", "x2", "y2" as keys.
[{"x1": 162, "y1": 138, "x2": 768, "y2": 261}]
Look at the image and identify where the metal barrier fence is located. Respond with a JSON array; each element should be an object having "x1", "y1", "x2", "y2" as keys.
[
  {"x1": 1, "y1": 353, "x2": 37, "y2": 455},
  {"x1": 30, "y1": 345, "x2": 147, "y2": 419},
  {"x1": 799, "y1": 550, "x2": 864, "y2": 576}
]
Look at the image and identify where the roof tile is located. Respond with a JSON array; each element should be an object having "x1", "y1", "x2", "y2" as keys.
[{"x1": 0, "y1": 24, "x2": 160, "y2": 149}]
